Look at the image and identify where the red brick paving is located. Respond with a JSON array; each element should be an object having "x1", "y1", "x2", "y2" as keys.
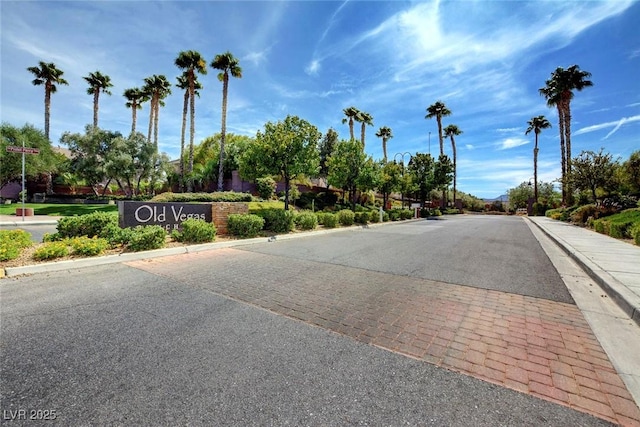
[{"x1": 126, "y1": 248, "x2": 640, "y2": 426}]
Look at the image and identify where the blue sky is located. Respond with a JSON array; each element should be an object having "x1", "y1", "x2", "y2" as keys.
[{"x1": 1, "y1": 0, "x2": 639, "y2": 199}]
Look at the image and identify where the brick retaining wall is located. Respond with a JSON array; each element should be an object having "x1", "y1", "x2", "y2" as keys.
[{"x1": 211, "y1": 202, "x2": 249, "y2": 235}]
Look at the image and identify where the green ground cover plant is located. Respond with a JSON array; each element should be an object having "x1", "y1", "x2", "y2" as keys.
[{"x1": 0, "y1": 229, "x2": 33, "y2": 261}]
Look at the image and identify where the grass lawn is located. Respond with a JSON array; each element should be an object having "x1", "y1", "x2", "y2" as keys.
[
  {"x1": 248, "y1": 200, "x2": 285, "y2": 213},
  {"x1": 0, "y1": 203, "x2": 118, "y2": 216}
]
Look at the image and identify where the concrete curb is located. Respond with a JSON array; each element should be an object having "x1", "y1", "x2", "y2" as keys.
[
  {"x1": 525, "y1": 217, "x2": 640, "y2": 326},
  {"x1": 2, "y1": 218, "x2": 427, "y2": 278}
]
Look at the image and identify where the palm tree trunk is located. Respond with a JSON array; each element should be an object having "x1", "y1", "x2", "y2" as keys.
[
  {"x1": 534, "y1": 145, "x2": 539, "y2": 204},
  {"x1": 93, "y1": 91, "x2": 99, "y2": 128},
  {"x1": 180, "y1": 90, "x2": 188, "y2": 192},
  {"x1": 437, "y1": 117, "x2": 444, "y2": 156},
  {"x1": 556, "y1": 105, "x2": 566, "y2": 205},
  {"x1": 44, "y1": 83, "x2": 54, "y2": 194},
  {"x1": 564, "y1": 100, "x2": 573, "y2": 205},
  {"x1": 147, "y1": 96, "x2": 154, "y2": 145},
  {"x1": 217, "y1": 74, "x2": 229, "y2": 192},
  {"x1": 382, "y1": 138, "x2": 387, "y2": 163},
  {"x1": 153, "y1": 99, "x2": 159, "y2": 151},
  {"x1": 131, "y1": 101, "x2": 137, "y2": 134},
  {"x1": 349, "y1": 119, "x2": 354, "y2": 141},
  {"x1": 452, "y1": 136, "x2": 457, "y2": 206},
  {"x1": 189, "y1": 76, "x2": 196, "y2": 193},
  {"x1": 360, "y1": 124, "x2": 365, "y2": 147}
]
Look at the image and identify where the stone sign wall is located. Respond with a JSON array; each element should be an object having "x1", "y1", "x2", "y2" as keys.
[{"x1": 118, "y1": 201, "x2": 249, "y2": 235}]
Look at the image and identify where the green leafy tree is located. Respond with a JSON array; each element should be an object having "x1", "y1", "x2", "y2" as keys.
[
  {"x1": 123, "y1": 87, "x2": 148, "y2": 134},
  {"x1": 318, "y1": 128, "x2": 339, "y2": 189},
  {"x1": 103, "y1": 132, "x2": 155, "y2": 197},
  {"x1": 377, "y1": 160, "x2": 402, "y2": 209},
  {"x1": 61, "y1": 126, "x2": 123, "y2": 196},
  {"x1": 571, "y1": 148, "x2": 617, "y2": 203},
  {"x1": 621, "y1": 150, "x2": 640, "y2": 196},
  {"x1": 525, "y1": 115, "x2": 551, "y2": 203},
  {"x1": 341, "y1": 106, "x2": 360, "y2": 141},
  {"x1": 507, "y1": 182, "x2": 534, "y2": 210},
  {"x1": 1, "y1": 123, "x2": 64, "y2": 190},
  {"x1": 434, "y1": 154, "x2": 454, "y2": 205},
  {"x1": 327, "y1": 139, "x2": 378, "y2": 211},
  {"x1": 375, "y1": 126, "x2": 393, "y2": 163},
  {"x1": 443, "y1": 124, "x2": 462, "y2": 206},
  {"x1": 407, "y1": 153, "x2": 435, "y2": 208},
  {"x1": 211, "y1": 51, "x2": 242, "y2": 192},
  {"x1": 238, "y1": 115, "x2": 320, "y2": 210},
  {"x1": 83, "y1": 71, "x2": 113, "y2": 128}
]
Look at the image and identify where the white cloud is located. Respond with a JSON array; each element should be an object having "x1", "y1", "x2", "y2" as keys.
[
  {"x1": 574, "y1": 115, "x2": 640, "y2": 138},
  {"x1": 499, "y1": 138, "x2": 529, "y2": 150},
  {"x1": 305, "y1": 60, "x2": 321, "y2": 76}
]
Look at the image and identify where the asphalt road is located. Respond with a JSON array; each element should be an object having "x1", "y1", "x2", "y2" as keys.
[{"x1": 0, "y1": 216, "x2": 610, "y2": 426}]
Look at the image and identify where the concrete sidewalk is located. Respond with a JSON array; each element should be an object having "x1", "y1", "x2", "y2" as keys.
[
  {"x1": 0, "y1": 214, "x2": 62, "y2": 226},
  {"x1": 527, "y1": 216, "x2": 640, "y2": 326}
]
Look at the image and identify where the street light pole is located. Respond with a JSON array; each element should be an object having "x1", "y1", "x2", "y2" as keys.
[
  {"x1": 21, "y1": 137, "x2": 26, "y2": 221},
  {"x1": 394, "y1": 152, "x2": 412, "y2": 209}
]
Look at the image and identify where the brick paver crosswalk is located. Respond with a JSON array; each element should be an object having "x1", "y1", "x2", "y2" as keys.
[{"x1": 126, "y1": 248, "x2": 640, "y2": 426}]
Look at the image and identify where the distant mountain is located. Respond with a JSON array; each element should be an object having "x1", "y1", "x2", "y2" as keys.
[{"x1": 483, "y1": 194, "x2": 508, "y2": 203}]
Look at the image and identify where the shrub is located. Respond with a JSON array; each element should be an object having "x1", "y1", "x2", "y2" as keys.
[
  {"x1": 388, "y1": 209, "x2": 401, "y2": 221},
  {"x1": 369, "y1": 210, "x2": 381, "y2": 223},
  {"x1": 337, "y1": 209, "x2": 355, "y2": 226},
  {"x1": 126, "y1": 226, "x2": 166, "y2": 252},
  {"x1": 400, "y1": 209, "x2": 414, "y2": 220},
  {"x1": 227, "y1": 214, "x2": 264, "y2": 238},
  {"x1": 321, "y1": 213, "x2": 338, "y2": 228},
  {"x1": 354, "y1": 211, "x2": 369, "y2": 224},
  {"x1": 382, "y1": 212, "x2": 390, "y2": 222},
  {"x1": 570, "y1": 204, "x2": 598, "y2": 225},
  {"x1": 255, "y1": 177, "x2": 276, "y2": 200},
  {"x1": 257, "y1": 209, "x2": 295, "y2": 233},
  {"x1": 150, "y1": 191, "x2": 253, "y2": 203},
  {"x1": 432, "y1": 208, "x2": 442, "y2": 216},
  {"x1": 632, "y1": 223, "x2": 640, "y2": 245},
  {"x1": 56, "y1": 211, "x2": 118, "y2": 239},
  {"x1": 171, "y1": 219, "x2": 216, "y2": 243},
  {"x1": 316, "y1": 212, "x2": 327, "y2": 225},
  {"x1": 0, "y1": 230, "x2": 33, "y2": 261},
  {"x1": 295, "y1": 212, "x2": 318, "y2": 230},
  {"x1": 70, "y1": 236, "x2": 109, "y2": 256},
  {"x1": 33, "y1": 241, "x2": 69, "y2": 261}
]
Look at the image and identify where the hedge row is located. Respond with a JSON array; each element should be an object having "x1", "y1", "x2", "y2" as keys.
[{"x1": 150, "y1": 191, "x2": 252, "y2": 203}]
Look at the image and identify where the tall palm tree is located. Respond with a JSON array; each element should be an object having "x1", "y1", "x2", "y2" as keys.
[
  {"x1": 176, "y1": 73, "x2": 203, "y2": 192},
  {"x1": 211, "y1": 51, "x2": 242, "y2": 192},
  {"x1": 27, "y1": 61, "x2": 68, "y2": 194},
  {"x1": 83, "y1": 71, "x2": 113, "y2": 128},
  {"x1": 355, "y1": 111, "x2": 373, "y2": 148},
  {"x1": 426, "y1": 101, "x2": 451, "y2": 207},
  {"x1": 341, "y1": 106, "x2": 360, "y2": 141},
  {"x1": 443, "y1": 124, "x2": 462, "y2": 207},
  {"x1": 539, "y1": 82, "x2": 566, "y2": 204},
  {"x1": 142, "y1": 75, "x2": 172, "y2": 151},
  {"x1": 525, "y1": 115, "x2": 551, "y2": 204},
  {"x1": 375, "y1": 126, "x2": 393, "y2": 162},
  {"x1": 123, "y1": 87, "x2": 147, "y2": 134},
  {"x1": 175, "y1": 50, "x2": 208, "y2": 192},
  {"x1": 540, "y1": 65, "x2": 592, "y2": 205},
  {"x1": 425, "y1": 101, "x2": 451, "y2": 156}
]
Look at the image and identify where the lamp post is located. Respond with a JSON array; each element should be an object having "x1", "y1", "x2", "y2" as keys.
[{"x1": 394, "y1": 152, "x2": 411, "y2": 208}]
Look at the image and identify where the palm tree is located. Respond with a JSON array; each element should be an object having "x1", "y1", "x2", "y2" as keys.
[
  {"x1": 525, "y1": 115, "x2": 551, "y2": 204},
  {"x1": 426, "y1": 101, "x2": 452, "y2": 207},
  {"x1": 123, "y1": 87, "x2": 147, "y2": 134},
  {"x1": 175, "y1": 50, "x2": 208, "y2": 191},
  {"x1": 355, "y1": 111, "x2": 373, "y2": 148},
  {"x1": 425, "y1": 101, "x2": 451, "y2": 156},
  {"x1": 211, "y1": 51, "x2": 242, "y2": 192},
  {"x1": 27, "y1": 61, "x2": 68, "y2": 194},
  {"x1": 540, "y1": 65, "x2": 592, "y2": 205},
  {"x1": 375, "y1": 126, "x2": 393, "y2": 162},
  {"x1": 176, "y1": 73, "x2": 203, "y2": 192},
  {"x1": 341, "y1": 106, "x2": 360, "y2": 141},
  {"x1": 443, "y1": 124, "x2": 462, "y2": 207},
  {"x1": 83, "y1": 71, "x2": 113, "y2": 128},
  {"x1": 142, "y1": 75, "x2": 172, "y2": 151}
]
